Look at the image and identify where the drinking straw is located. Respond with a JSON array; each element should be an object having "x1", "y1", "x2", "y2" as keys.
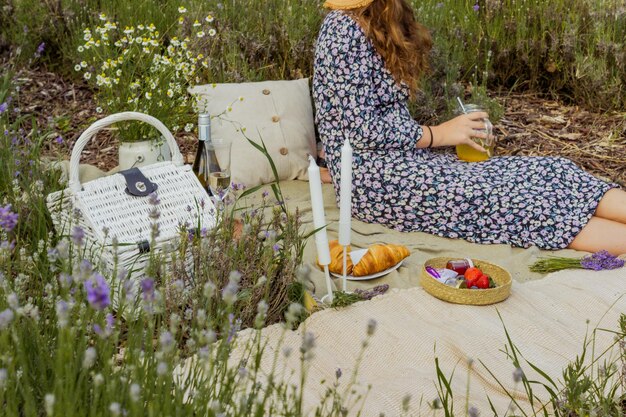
[{"x1": 456, "y1": 96, "x2": 467, "y2": 113}]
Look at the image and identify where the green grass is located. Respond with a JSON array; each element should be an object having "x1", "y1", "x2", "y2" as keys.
[{"x1": 1, "y1": 0, "x2": 624, "y2": 112}]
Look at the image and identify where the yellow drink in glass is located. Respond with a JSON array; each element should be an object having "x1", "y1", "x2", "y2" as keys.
[
  {"x1": 455, "y1": 104, "x2": 495, "y2": 162},
  {"x1": 456, "y1": 142, "x2": 494, "y2": 162}
]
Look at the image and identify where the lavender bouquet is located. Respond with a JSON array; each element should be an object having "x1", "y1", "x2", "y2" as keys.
[{"x1": 530, "y1": 250, "x2": 625, "y2": 273}]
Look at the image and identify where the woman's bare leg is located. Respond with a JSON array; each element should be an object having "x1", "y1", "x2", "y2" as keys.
[
  {"x1": 568, "y1": 216, "x2": 626, "y2": 255},
  {"x1": 595, "y1": 188, "x2": 626, "y2": 224}
]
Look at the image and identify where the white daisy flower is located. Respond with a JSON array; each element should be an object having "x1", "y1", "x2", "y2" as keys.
[
  {"x1": 96, "y1": 107, "x2": 103, "y2": 113},
  {"x1": 83, "y1": 72, "x2": 92, "y2": 80},
  {"x1": 196, "y1": 31, "x2": 205, "y2": 38},
  {"x1": 74, "y1": 64, "x2": 82, "y2": 72},
  {"x1": 205, "y1": 14, "x2": 214, "y2": 23},
  {"x1": 208, "y1": 28, "x2": 216, "y2": 37},
  {"x1": 178, "y1": 6, "x2": 187, "y2": 13}
]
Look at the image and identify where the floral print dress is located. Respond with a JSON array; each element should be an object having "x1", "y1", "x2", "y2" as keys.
[{"x1": 312, "y1": 10, "x2": 618, "y2": 249}]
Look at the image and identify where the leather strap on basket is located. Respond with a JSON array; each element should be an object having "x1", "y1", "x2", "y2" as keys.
[
  {"x1": 119, "y1": 168, "x2": 158, "y2": 197},
  {"x1": 68, "y1": 111, "x2": 184, "y2": 193}
]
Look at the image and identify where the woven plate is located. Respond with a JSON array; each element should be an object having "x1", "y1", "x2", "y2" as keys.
[{"x1": 421, "y1": 257, "x2": 512, "y2": 305}]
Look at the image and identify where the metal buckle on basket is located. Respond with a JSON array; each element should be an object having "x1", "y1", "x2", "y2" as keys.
[
  {"x1": 137, "y1": 240, "x2": 151, "y2": 254},
  {"x1": 119, "y1": 168, "x2": 158, "y2": 197}
]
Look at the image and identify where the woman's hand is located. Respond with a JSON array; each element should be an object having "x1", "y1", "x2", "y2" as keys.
[{"x1": 418, "y1": 112, "x2": 490, "y2": 152}]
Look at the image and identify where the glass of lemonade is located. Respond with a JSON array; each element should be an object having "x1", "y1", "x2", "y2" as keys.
[
  {"x1": 206, "y1": 138, "x2": 232, "y2": 205},
  {"x1": 455, "y1": 104, "x2": 495, "y2": 162}
]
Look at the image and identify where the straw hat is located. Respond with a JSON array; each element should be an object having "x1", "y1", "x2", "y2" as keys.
[{"x1": 323, "y1": 0, "x2": 375, "y2": 10}]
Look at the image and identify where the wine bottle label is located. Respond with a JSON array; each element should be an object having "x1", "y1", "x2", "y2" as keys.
[{"x1": 199, "y1": 125, "x2": 210, "y2": 142}]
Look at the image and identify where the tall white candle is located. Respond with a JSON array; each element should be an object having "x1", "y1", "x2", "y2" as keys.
[
  {"x1": 338, "y1": 138, "x2": 352, "y2": 246},
  {"x1": 307, "y1": 156, "x2": 331, "y2": 266}
]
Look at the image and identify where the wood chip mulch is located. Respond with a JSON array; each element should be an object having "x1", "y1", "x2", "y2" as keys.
[{"x1": 10, "y1": 67, "x2": 626, "y2": 186}]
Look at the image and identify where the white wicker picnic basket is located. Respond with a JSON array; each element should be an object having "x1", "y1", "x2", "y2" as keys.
[{"x1": 46, "y1": 112, "x2": 217, "y2": 293}]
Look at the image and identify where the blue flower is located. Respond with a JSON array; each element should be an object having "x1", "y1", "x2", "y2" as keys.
[
  {"x1": 84, "y1": 273, "x2": 111, "y2": 310},
  {"x1": 0, "y1": 103, "x2": 7, "y2": 114}
]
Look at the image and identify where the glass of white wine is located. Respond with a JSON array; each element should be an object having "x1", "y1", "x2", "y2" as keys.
[{"x1": 206, "y1": 138, "x2": 232, "y2": 207}]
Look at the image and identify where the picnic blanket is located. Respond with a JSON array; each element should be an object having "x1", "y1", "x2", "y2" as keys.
[
  {"x1": 61, "y1": 162, "x2": 625, "y2": 413},
  {"x1": 217, "y1": 266, "x2": 625, "y2": 415},
  {"x1": 236, "y1": 179, "x2": 593, "y2": 295},
  {"x1": 227, "y1": 180, "x2": 625, "y2": 414}
]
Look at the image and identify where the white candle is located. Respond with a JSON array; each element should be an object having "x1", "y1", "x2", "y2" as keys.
[
  {"x1": 307, "y1": 155, "x2": 331, "y2": 266},
  {"x1": 338, "y1": 138, "x2": 352, "y2": 246},
  {"x1": 308, "y1": 155, "x2": 333, "y2": 303}
]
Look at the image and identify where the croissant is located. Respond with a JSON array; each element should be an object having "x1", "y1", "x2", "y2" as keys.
[
  {"x1": 352, "y1": 244, "x2": 410, "y2": 277},
  {"x1": 320, "y1": 240, "x2": 354, "y2": 275}
]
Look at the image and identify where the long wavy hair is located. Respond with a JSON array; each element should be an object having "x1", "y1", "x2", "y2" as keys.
[{"x1": 351, "y1": 0, "x2": 432, "y2": 95}]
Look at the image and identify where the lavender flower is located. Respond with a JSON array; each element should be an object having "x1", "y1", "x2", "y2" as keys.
[
  {"x1": 473, "y1": 2, "x2": 480, "y2": 11},
  {"x1": 54, "y1": 136, "x2": 63, "y2": 145},
  {"x1": 56, "y1": 301, "x2": 69, "y2": 328},
  {"x1": 581, "y1": 250, "x2": 625, "y2": 271},
  {"x1": 84, "y1": 273, "x2": 110, "y2": 310},
  {"x1": 226, "y1": 313, "x2": 241, "y2": 343},
  {"x1": 141, "y1": 278, "x2": 155, "y2": 302},
  {"x1": 83, "y1": 347, "x2": 97, "y2": 369},
  {"x1": 148, "y1": 192, "x2": 161, "y2": 206},
  {"x1": 35, "y1": 42, "x2": 45, "y2": 57},
  {"x1": 0, "y1": 368, "x2": 7, "y2": 389},
  {"x1": 0, "y1": 309, "x2": 15, "y2": 330},
  {"x1": 73, "y1": 259, "x2": 93, "y2": 283},
  {"x1": 71, "y1": 226, "x2": 85, "y2": 246},
  {"x1": 159, "y1": 330, "x2": 175, "y2": 353},
  {"x1": 354, "y1": 284, "x2": 389, "y2": 300},
  {"x1": 0, "y1": 205, "x2": 18, "y2": 232},
  {"x1": 0, "y1": 103, "x2": 7, "y2": 114}
]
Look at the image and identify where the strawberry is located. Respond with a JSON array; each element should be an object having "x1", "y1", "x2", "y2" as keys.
[
  {"x1": 464, "y1": 267, "x2": 483, "y2": 282},
  {"x1": 476, "y1": 274, "x2": 490, "y2": 289}
]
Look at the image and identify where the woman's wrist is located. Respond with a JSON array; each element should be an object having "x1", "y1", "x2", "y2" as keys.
[{"x1": 417, "y1": 125, "x2": 438, "y2": 149}]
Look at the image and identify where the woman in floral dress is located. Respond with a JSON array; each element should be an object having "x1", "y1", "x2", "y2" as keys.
[{"x1": 313, "y1": 0, "x2": 626, "y2": 254}]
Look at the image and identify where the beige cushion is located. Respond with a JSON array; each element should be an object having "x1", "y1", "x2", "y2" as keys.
[{"x1": 189, "y1": 78, "x2": 316, "y2": 188}]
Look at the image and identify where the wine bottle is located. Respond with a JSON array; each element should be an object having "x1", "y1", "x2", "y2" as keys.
[{"x1": 192, "y1": 113, "x2": 211, "y2": 190}]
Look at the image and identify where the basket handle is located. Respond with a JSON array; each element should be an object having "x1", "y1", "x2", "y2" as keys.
[{"x1": 69, "y1": 111, "x2": 185, "y2": 192}]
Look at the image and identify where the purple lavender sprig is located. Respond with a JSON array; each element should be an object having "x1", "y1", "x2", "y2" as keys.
[
  {"x1": 0, "y1": 205, "x2": 19, "y2": 232},
  {"x1": 84, "y1": 273, "x2": 111, "y2": 310},
  {"x1": 530, "y1": 250, "x2": 625, "y2": 273},
  {"x1": 354, "y1": 284, "x2": 390, "y2": 300},
  {"x1": 581, "y1": 250, "x2": 625, "y2": 271}
]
